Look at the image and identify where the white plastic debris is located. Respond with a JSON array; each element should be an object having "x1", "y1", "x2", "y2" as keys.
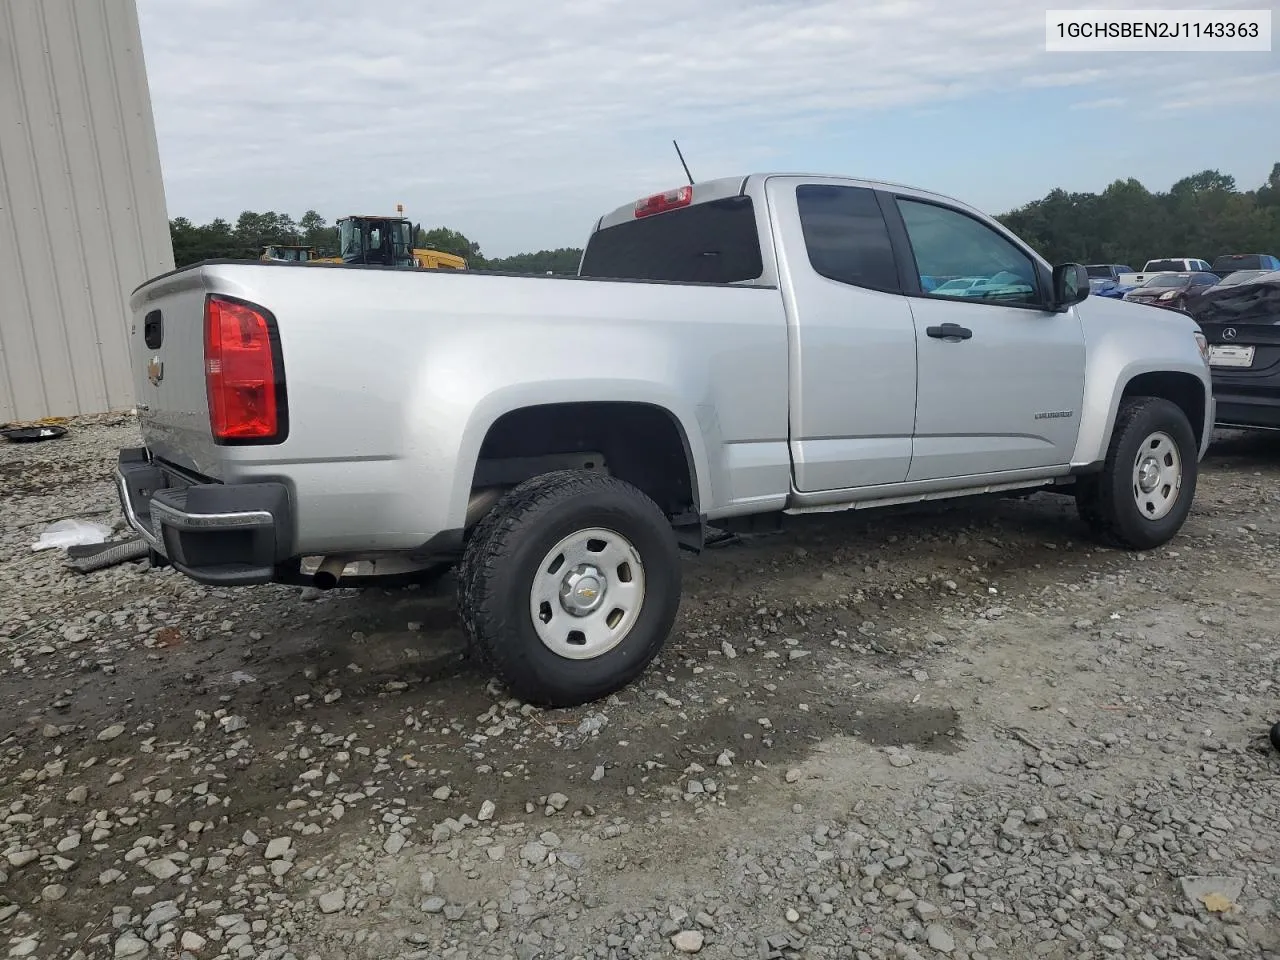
[{"x1": 31, "y1": 519, "x2": 112, "y2": 552}]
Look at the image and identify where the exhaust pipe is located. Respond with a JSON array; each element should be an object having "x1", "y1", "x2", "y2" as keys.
[{"x1": 313, "y1": 556, "x2": 348, "y2": 590}]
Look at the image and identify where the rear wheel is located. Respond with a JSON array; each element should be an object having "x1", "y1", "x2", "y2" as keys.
[
  {"x1": 457, "y1": 470, "x2": 681, "y2": 707},
  {"x1": 1076, "y1": 397, "x2": 1198, "y2": 549}
]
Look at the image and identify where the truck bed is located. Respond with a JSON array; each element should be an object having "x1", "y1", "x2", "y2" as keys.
[{"x1": 127, "y1": 259, "x2": 790, "y2": 553}]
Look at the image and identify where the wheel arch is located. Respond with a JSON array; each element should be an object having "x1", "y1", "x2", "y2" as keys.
[
  {"x1": 1072, "y1": 360, "x2": 1212, "y2": 468},
  {"x1": 459, "y1": 394, "x2": 711, "y2": 546},
  {"x1": 1120, "y1": 371, "x2": 1207, "y2": 451}
]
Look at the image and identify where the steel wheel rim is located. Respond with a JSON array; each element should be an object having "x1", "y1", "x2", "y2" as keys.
[
  {"x1": 529, "y1": 527, "x2": 646, "y2": 660},
  {"x1": 1131, "y1": 430, "x2": 1182, "y2": 521}
]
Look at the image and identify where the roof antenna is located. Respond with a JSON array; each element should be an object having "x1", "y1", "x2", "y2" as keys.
[{"x1": 672, "y1": 139, "x2": 694, "y2": 185}]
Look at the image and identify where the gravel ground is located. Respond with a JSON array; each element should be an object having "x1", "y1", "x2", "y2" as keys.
[{"x1": 2, "y1": 416, "x2": 1278, "y2": 960}]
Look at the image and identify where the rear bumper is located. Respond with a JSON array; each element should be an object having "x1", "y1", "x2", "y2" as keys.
[
  {"x1": 114, "y1": 447, "x2": 294, "y2": 586},
  {"x1": 1210, "y1": 362, "x2": 1280, "y2": 430}
]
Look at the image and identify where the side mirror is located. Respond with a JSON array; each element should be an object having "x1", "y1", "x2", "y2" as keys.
[{"x1": 1052, "y1": 263, "x2": 1090, "y2": 310}]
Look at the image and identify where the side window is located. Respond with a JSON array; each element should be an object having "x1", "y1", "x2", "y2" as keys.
[
  {"x1": 896, "y1": 198, "x2": 1041, "y2": 307},
  {"x1": 795, "y1": 184, "x2": 899, "y2": 293}
]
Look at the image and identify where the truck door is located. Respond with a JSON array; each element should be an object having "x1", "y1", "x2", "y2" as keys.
[
  {"x1": 766, "y1": 177, "x2": 918, "y2": 491},
  {"x1": 885, "y1": 193, "x2": 1086, "y2": 482}
]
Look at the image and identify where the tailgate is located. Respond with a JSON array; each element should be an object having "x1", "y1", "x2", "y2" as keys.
[{"x1": 129, "y1": 268, "x2": 224, "y2": 479}]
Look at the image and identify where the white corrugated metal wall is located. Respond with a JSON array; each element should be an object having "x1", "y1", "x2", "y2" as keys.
[{"x1": 0, "y1": 0, "x2": 173, "y2": 423}]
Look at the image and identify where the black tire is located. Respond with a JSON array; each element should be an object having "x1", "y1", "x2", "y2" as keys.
[
  {"x1": 1076, "y1": 396, "x2": 1198, "y2": 550},
  {"x1": 456, "y1": 470, "x2": 681, "y2": 708}
]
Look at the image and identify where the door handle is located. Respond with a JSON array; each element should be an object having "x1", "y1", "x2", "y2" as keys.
[{"x1": 926, "y1": 323, "x2": 972, "y2": 341}]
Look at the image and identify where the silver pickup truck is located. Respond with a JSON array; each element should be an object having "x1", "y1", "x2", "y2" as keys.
[
  {"x1": 117, "y1": 173, "x2": 1215, "y2": 707},
  {"x1": 1118, "y1": 257, "x2": 1214, "y2": 289}
]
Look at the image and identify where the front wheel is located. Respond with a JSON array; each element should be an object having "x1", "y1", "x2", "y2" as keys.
[
  {"x1": 457, "y1": 470, "x2": 682, "y2": 707},
  {"x1": 1075, "y1": 396, "x2": 1198, "y2": 549}
]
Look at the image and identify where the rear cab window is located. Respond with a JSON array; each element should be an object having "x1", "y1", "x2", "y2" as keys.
[
  {"x1": 1212, "y1": 255, "x2": 1262, "y2": 273},
  {"x1": 579, "y1": 196, "x2": 763, "y2": 283}
]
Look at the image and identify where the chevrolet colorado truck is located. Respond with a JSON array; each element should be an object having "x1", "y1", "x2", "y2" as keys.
[{"x1": 117, "y1": 173, "x2": 1215, "y2": 707}]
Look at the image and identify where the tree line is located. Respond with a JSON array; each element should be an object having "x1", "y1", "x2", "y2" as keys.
[
  {"x1": 168, "y1": 210, "x2": 582, "y2": 274},
  {"x1": 169, "y1": 162, "x2": 1280, "y2": 277},
  {"x1": 996, "y1": 162, "x2": 1280, "y2": 268}
]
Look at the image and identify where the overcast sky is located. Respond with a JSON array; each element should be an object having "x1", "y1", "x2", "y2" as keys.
[{"x1": 136, "y1": 0, "x2": 1278, "y2": 258}]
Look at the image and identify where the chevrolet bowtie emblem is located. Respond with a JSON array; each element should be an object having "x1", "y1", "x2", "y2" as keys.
[{"x1": 147, "y1": 356, "x2": 164, "y2": 385}]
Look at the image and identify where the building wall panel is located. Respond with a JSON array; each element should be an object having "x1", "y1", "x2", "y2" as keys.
[{"x1": 0, "y1": 0, "x2": 173, "y2": 423}]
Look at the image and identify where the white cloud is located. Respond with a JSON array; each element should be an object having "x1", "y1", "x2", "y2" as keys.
[
  {"x1": 1157, "y1": 70, "x2": 1280, "y2": 110},
  {"x1": 1069, "y1": 97, "x2": 1126, "y2": 110},
  {"x1": 136, "y1": 0, "x2": 1276, "y2": 255}
]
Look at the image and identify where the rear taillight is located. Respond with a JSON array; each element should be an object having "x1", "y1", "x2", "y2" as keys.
[{"x1": 203, "y1": 295, "x2": 287, "y2": 444}]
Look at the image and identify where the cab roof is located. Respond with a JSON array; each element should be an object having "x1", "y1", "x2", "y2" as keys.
[{"x1": 591, "y1": 172, "x2": 977, "y2": 234}]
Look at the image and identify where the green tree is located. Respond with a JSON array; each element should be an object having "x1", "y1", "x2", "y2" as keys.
[
  {"x1": 168, "y1": 163, "x2": 1280, "y2": 276},
  {"x1": 415, "y1": 226, "x2": 485, "y2": 265},
  {"x1": 997, "y1": 161, "x2": 1280, "y2": 268},
  {"x1": 485, "y1": 248, "x2": 584, "y2": 274},
  {"x1": 1257, "y1": 162, "x2": 1280, "y2": 208}
]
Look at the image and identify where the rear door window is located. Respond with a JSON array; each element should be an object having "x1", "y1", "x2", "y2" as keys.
[
  {"x1": 794, "y1": 184, "x2": 900, "y2": 293},
  {"x1": 579, "y1": 196, "x2": 763, "y2": 283}
]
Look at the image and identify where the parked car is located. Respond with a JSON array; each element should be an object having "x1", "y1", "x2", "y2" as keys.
[
  {"x1": 931, "y1": 276, "x2": 988, "y2": 295},
  {"x1": 1119, "y1": 258, "x2": 1213, "y2": 288},
  {"x1": 933, "y1": 272, "x2": 1035, "y2": 300},
  {"x1": 1209, "y1": 269, "x2": 1274, "y2": 290},
  {"x1": 1094, "y1": 285, "x2": 1134, "y2": 299},
  {"x1": 1209, "y1": 253, "x2": 1280, "y2": 278},
  {"x1": 1122, "y1": 271, "x2": 1220, "y2": 311},
  {"x1": 1184, "y1": 269, "x2": 1280, "y2": 429},
  {"x1": 115, "y1": 173, "x2": 1214, "y2": 706},
  {"x1": 1085, "y1": 263, "x2": 1137, "y2": 299}
]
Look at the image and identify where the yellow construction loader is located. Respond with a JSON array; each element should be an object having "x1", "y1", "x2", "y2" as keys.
[{"x1": 313, "y1": 206, "x2": 467, "y2": 270}]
